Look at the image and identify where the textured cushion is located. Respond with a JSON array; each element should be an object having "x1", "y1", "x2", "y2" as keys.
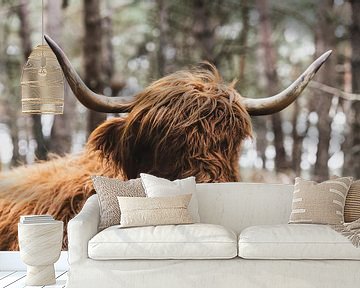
[
  {"x1": 289, "y1": 177, "x2": 352, "y2": 225},
  {"x1": 140, "y1": 173, "x2": 200, "y2": 222},
  {"x1": 117, "y1": 194, "x2": 193, "y2": 228},
  {"x1": 91, "y1": 176, "x2": 145, "y2": 229},
  {"x1": 238, "y1": 224, "x2": 360, "y2": 260},
  {"x1": 331, "y1": 176, "x2": 360, "y2": 223},
  {"x1": 345, "y1": 180, "x2": 360, "y2": 222},
  {"x1": 88, "y1": 223, "x2": 237, "y2": 260}
]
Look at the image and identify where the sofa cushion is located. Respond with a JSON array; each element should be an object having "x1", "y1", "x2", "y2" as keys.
[
  {"x1": 344, "y1": 180, "x2": 360, "y2": 222},
  {"x1": 88, "y1": 223, "x2": 237, "y2": 260},
  {"x1": 331, "y1": 176, "x2": 360, "y2": 222},
  {"x1": 238, "y1": 224, "x2": 360, "y2": 260},
  {"x1": 117, "y1": 194, "x2": 193, "y2": 227},
  {"x1": 289, "y1": 177, "x2": 352, "y2": 225},
  {"x1": 91, "y1": 176, "x2": 146, "y2": 229},
  {"x1": 140, "y1": 173, "x2": 200, "y2": 222}
]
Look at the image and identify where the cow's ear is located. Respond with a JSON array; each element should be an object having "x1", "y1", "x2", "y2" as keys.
[{"x1": 86, "y1": 118, "x2": 126, "y2": 173}]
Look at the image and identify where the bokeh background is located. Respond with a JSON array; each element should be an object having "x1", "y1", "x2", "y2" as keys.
[{"x1": 0, "y1": 0, "x2": 359, "y2": 183}]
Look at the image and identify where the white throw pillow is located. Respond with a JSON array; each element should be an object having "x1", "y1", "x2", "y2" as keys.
[{"x1": 140, "y1": 173, "x2": 200, "y2": 222}]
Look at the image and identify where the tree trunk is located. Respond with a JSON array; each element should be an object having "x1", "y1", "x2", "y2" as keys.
[
  {"x1": 254, "y1": 118, "x2": 267, "y2": 169},
  {"x1": 156, "y1": 0, "x2": 168, "y2": 77},
  {"x1": 291, "y1": 101, "x2": 302, "y2": 175},
  {"x1": 83, "y1": 0, "x2": 107, "y2": 135},
  {"x1": 348, "y1": 0, "x2": 360, "y2": 178},
  {"x1": 256, "y1": 0, "x2": 288, "y2": 172},
  {"x1": 192, "y1": 0, "x2": 216, "y2": 64},
  {"x1": 238, "y1": 0, "x2": 249, "y2": 83},
  {"x1": 17, "y1": 0, "x2": 48, "y2": 160},
  {"x1": 102, "y1": 0, "x2": 114, "y2": 89},
  {"x1": 312, "y1": 0, "x2": 336, "y2": 181},
  {"x1": 10, "y1": 124, "x2": 22, "y2": 166},
  {"x1": 48, "y1": 0, "x2": 75, "y2": 155},
  {"x1": 1, "y1": 7, "x2": 24, "y2": 167},
  {"x1": 17, "y1": 0, "x2": 32, "y2": 71},
  {"x1": 341, "y1": 44, "x2": 353, "y2": 176}
]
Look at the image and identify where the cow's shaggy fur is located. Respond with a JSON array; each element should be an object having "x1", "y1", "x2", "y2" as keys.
[{"x1": 0, "y1": 63, "x2": 252, "y2": 250}]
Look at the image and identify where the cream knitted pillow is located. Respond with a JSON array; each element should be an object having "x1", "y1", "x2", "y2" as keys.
[
  {"x1": 331, "y1": 176, "x2": 360, "y2": 223},
  {"x1": 91, "y1": 176, "x2": 146, "y2": 229},
  {"x1": 117, "y1": 194, "x2": 194, "y2": 228},
  {"x1": 345, "y1": 180, "x2": 360, "y2": 222},
  {"x1": 289, "y1": 177, "x2": 353, "y2": 225},
  {"x1": 140, "y1": 173, "x2": 200, "y2": 222}
]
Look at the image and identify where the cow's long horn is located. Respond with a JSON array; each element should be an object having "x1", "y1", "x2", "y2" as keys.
[
  {"x1": 44, "y1": 35, "x2": 133, "y2": 113},
  {"x1": 242, "y1": 50, "x2": 332, "y2": 116}
]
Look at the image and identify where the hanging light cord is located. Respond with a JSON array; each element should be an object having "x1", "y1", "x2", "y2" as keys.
[
  {"x1": 42, "y1": 0, "x2": 44, "y2": 46},
  {"x1": 40, "y1": 0, "x2": 45, "y2": 71}
]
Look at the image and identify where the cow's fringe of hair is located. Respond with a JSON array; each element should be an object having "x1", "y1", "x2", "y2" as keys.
[{"x1": 88, "y1": 62, "x2": 252, "y2": 183}]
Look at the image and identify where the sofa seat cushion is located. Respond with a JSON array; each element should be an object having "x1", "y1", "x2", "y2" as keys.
[
  {"x1": 238, "y1": 224, "x2": 360, "y2": 260},
  {"x1": 89, "y1": 223, "x2": 237, "y2": 260}
]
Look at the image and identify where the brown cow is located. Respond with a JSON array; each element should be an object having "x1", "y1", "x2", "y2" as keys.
[{"x1": 0, "y1": 35, "x2": 331, "y2": 250}]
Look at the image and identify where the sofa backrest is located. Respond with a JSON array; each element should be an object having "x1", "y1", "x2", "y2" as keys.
[{"x1": 196, "y1": 182, "x2": 293, "y2": 233}]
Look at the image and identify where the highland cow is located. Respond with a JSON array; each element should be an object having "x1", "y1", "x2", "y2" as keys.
[{"x1": 0, "y1": 35, "x2": 331, "y2": 250}]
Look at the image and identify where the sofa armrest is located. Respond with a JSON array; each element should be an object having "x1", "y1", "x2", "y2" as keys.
[{"x1": 68, "y1": 194, "x2": 100, "y2": 264}]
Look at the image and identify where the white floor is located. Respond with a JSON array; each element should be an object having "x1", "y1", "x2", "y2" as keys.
[
  {"x1": 0, "y1": 271, "x2": 67, "y2": 288},
  {"x1": 0, "y1": 252, "x2": 69, "y2": 288}
]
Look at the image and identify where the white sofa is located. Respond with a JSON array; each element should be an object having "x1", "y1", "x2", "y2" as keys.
[{"x1": 66, "y1": 182, "x2": 360, "y2": 288}]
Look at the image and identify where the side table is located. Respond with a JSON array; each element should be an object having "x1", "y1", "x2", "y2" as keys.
[{"x1": 18, "y1": 221, "x2": 63, "y2": 286}]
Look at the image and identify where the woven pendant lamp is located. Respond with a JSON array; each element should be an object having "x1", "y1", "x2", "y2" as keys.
[{"x1": 21, "y1": 0, "x2": 64, "y2": 114}]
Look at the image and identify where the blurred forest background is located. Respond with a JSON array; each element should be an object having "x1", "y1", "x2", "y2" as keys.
[{"x1": 0, "y1": 0, "x2": 359, "y2": 183}]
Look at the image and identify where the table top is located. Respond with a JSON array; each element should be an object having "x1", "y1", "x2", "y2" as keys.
[{"x1": 18, "y1": 220, "x2": 63, "y2": 227}]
